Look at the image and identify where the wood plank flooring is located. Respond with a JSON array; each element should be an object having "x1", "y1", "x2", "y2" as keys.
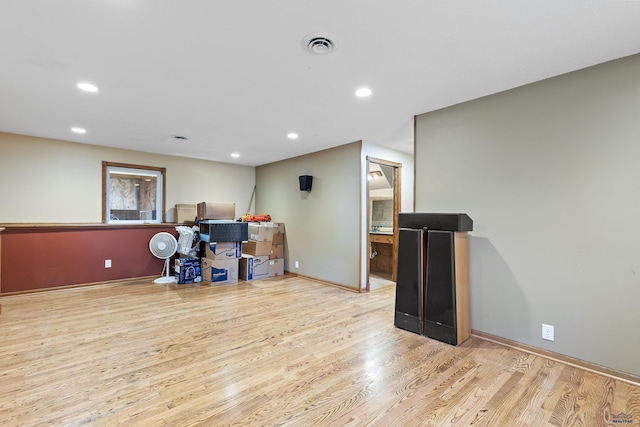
[{"x1": 0, "y1": 276, "x2": 638, "y2": 426}]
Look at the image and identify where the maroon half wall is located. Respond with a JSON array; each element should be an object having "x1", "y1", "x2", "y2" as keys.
[{"x1": 0, "y1": 224, "x2": 177, "y2": 294}]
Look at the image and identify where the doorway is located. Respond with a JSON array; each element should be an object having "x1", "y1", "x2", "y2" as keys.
[{"x1": 366, "y1": 157, "x2": 401, "y2": 291}]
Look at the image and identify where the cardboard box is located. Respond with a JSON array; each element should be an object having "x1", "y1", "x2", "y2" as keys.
[
  {"x1": 176, "y1": 204, "x2": 197, "y2": 224},
  {"x1": 271, "y1": 223, "x2": 286, "y2": 245},
  {"x1": 201, "y1": 258, "x2": 239, "y2": 285},
  {"x1": 204, "y1": 241, "x2": 242, "y2": 260},
  {"x1": 247, "y1": 223, "x2": 274, "y2": 242},
  {"x1": 174, "y1": 256, "x2": 202, "y2": 284},
  {"x1": 197, "y1": 202, "x2": 236, "y2": 221},
  {"x1": 242, "y1": 240, "x2": 272, "y2": 257},
  {"x1": 269, "y1": 244, "x2": 283, "y2": 260},
  {"x1": 268, "y1": 258, "x2": 285, "y2": 277},
  {"x1": 239, "y1": 255, "x2": 270, "y2": 281}
]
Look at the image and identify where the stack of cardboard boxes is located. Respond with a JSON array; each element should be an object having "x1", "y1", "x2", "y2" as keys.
[
  {"x1": 176, "y1": 237, "x2": 244, "y2": 286},
  {"x1": 175, "y1": 202, "x2": 242, "y2": 285},
  {"x1": 240, "y1": 222, "x2": 286, "y2": 281},
  {"x1": 200, "y1": 240, "x2": 241, "y2": 285},
  {"x1": 269, "y1": 223, "x2": 285, "y2": 277},
  {"x1": 173, "y1": 202, "x2": 286, "y2": 285}
]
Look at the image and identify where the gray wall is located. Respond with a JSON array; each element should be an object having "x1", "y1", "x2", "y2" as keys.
[
  {"x1": 414, "y1": 53, "x2": 640, "y2": 376},
  {"x1": 0, "y1": 132, "x2": 255, "y2": 223},
  {"x1": 256, "y1": 142, "x2": 362, "y2": 289}
]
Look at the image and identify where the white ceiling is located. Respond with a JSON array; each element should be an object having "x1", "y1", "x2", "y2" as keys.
[{"x1": 2, "y1": 1, "x2": 640, "y2": 167}]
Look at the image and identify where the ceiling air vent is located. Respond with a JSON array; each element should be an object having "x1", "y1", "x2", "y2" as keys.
[{"x1": 302, "y1": 33, "x2": 338, "y2": 55}]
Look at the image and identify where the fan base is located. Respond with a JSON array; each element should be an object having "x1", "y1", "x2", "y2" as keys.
[{"x1": 154, "y1": 276, "x2": 177, "y2": 284}]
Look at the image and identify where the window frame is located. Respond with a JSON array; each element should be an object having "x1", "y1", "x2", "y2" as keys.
[{"x1": 102, "y1": 161, "x2": 166, "y2": 224}]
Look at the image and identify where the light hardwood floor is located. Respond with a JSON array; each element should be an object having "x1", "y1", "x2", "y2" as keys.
[{"x1": 1, "y1": 276, "x2": 638, "y2": 426}]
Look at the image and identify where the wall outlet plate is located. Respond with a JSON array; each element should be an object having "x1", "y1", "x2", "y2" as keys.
[
  {"x1": 105, "y1": 259, "x2": 112, "y2": 268},
  {"x1": 542, "y1": 323, "x2": 554, "y2": 341}
]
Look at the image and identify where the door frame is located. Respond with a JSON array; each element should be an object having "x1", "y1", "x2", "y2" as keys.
[{"x1": 366, "y1": 156, "x2": 402, "y2": 291}]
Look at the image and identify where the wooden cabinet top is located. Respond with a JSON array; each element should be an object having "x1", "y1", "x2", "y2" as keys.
[{"x1": 370, "y1": 233, "x2": 394, "y2": 244}]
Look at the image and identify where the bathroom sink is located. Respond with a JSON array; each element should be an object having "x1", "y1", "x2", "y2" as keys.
[{"x1": 370, "y1": 226, "x2": 393, "y2": 234}]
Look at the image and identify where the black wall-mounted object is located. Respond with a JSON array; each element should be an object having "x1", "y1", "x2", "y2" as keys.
[
  {"x1": 395, "y1": 213, "x2": 472, "y2": 345},
  {"x1": 299, "y1": 175, "x2": 313, "y2": 192}
]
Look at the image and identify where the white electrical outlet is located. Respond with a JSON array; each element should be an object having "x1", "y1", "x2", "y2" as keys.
[
  {"x1": 295, "y1": 261, "x2": 299, "y2": 269},
  {"x1": 542, "y1": 323, "x2": 554, "y2": 341},
  {"x1": 105, "y1": 259, "x2": 112, "y2": 268}
]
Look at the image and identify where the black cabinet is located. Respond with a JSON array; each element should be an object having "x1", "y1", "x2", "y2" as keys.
[{"x1": 394, "y1": 213, "x2": 472, "y2": 345}]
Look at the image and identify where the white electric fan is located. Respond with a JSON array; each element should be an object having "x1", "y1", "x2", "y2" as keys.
[{"x1": 149, "y1": 232, "x2": 178, "y2": 284}]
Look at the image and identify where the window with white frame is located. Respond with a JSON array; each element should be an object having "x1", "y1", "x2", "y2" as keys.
[{"x1": 102, "y1": 162, "x2": 166, "y2": 224}]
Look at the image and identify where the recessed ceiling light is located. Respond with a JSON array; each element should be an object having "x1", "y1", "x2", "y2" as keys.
[
  {"x1": 355, "y1": 87, "x2": 372, "y2": 97},
  {"x1": 77, "y1": 82, "x2": 99, "y2": 93},
  {"x1": 368, "y1": 170, "x2": 383, "y2": 180},
  {"x1": 71, "y1": 127, "x2": 86, "y2": 134},
  {"x1": 287, "y1": 133, "x2": 299, "y2": 139},
  {"x1": 231, "y1": 153, "x2": 240, "y2": 158}
]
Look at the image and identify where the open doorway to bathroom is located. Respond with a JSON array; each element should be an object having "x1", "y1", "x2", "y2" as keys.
[{"x1": 366, "y1": 157, "x2": 401, "y2": 291}]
